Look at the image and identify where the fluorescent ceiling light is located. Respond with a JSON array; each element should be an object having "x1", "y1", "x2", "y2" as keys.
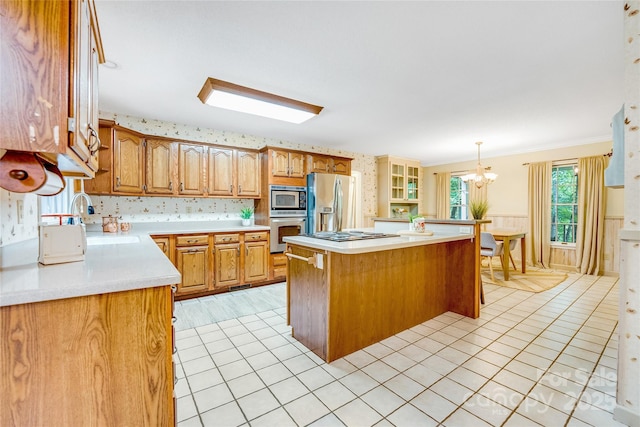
[{"x1": 197, "y1": 78, "x2": 323, "y2": 124}]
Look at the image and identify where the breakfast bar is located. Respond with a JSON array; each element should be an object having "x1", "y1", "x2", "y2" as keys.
[{"x1": 283, "y1": 222, "x2": 483, "y2": 362}]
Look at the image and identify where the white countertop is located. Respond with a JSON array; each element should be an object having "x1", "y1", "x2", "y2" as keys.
[
  {"x1": 283, "y1": 231, "x2": 473, "y2": 254},
  {"x1": 0, "y1": 221, "x2": 269, "y2": 307}
]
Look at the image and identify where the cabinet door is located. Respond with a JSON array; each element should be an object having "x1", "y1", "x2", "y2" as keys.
[
  {"x1": 236, "y1": 150, "x2": 260, "y2": 197},
  {"x1": 271, "y1": 150, "x2": 290, "y2": 177},
  {"x1": 208, "y1": 147, "x2": 235, "y2": 196},
  {"x1": 309, "y1": 155, "x2": 330, "y2": 173},
  {"x1": 215, "y1": 244, "x2": 241, "y2": 288},
  {"x1": 245, "y1": 240, "x2": 268, "y2": 282},
  {"x1": 0, "y1": 0, "x2": 69, "y2": 153},
  {"x1": 69, "y1": 0, "x2": 94, "y2": 168},
  {"x1": 389, "y1": 162, "x2": 406, "y2": 201},
  {"x1": 178, "y1": 143, "x2": 205, "y2": 195},
  {"x1": 146, "y1": 140, "x2": 175, "y2": 194},
  {"x1": 176, "y1": 246, "x2": 209, "y2": 295},
  {"x1": 331, "y1": 158, "x2": 351, "y2": 176},
  {"x1": 288, "y1": 152, "x2": 306, "y2": 178},
  {"x1": 406, "y1": 165, "x2": 420, "y2": 201},
  {"x1": 86, "y1": 23, "x2": 100, "y2": 172},
  {"x1": 113, "y1": 129, "x2": 144, "y2": 194},
  {"x1": 152, "y1": 236, "x2": 172, "y2": 262},
  {"x1": 84, "y1": 122, "x2": 113, "y2": 194}
]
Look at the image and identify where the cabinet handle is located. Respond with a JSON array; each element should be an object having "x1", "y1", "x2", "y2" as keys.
[
  {"x1": 230, "y1": 184, "x2": 233, "y2": 194},
  {"x1": 223, "y1": 237, "x2": 231, "y2": 242},
  {"x1": 238, "y1": 185, "x2": 242, "y2": 193},
  {"x1": 186, "y1": 239, "x2": 196, "y2": 243},
  {"x1": 88, "y1": 124, "x2": 101, "y2": 155},
  {"x1": 246, "y1": 247, "x2": 248, "y2": 256},
  {"x1": 116, "y1": 176, "x2": 121, "y2": 188},
  {"x1": 237, "y1": 247, "x2": 240, "y2": 256},
  {"x1": 169, "y1": 181, "x2": 173, "y2": 191},
  {"x1": 180, "y1": 182, "x2": 184, "y2": 192}
]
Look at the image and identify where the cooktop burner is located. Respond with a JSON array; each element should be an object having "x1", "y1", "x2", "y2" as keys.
[{"x1": 309, "y1": 231, "x2": 400, "y2": 242}]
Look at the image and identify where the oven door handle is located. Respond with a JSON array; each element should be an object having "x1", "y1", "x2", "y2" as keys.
[{"x1": 270, "y1": 218, "x2": 306, "y2": 224}]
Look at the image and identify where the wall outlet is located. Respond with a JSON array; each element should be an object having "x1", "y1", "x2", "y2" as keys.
[
  {"x1": 185, "y1": 206, "x2": 192, "y2": 214},
  {"x1": 17, "y1": 200, "x2": 24, "y2": 224},
  {"x1": 459, "y1": 226, "x2": 472, "y2": 234}
]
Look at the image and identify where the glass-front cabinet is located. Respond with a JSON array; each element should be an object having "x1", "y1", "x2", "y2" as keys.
[{"x1": 377, "y1": 155, "x2": 421, "y2": 218}]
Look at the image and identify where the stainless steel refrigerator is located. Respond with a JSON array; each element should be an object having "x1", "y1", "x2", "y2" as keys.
[{"x1": 306, "y1": 173, "x2": 356, "y2": 234}]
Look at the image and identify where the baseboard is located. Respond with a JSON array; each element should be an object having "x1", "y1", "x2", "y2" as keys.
[{"x1": 614, "y1": 404, "x2": 640, "y2": 427}]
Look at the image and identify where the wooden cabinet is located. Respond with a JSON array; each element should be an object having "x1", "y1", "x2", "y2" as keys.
[
  {"x1": 214, "y1": 234, "x2": 241, "y2": 288},
  {"x1": 270, "y1": 253, "x2": 287, "y2": 281},
  {"x1": 0, "y1": 286, "x2": 175, "y2": 426},
  {"x1": 0, "y1": 0, "x2": 105, "y2": 177},
  {"x1": 113, "y1": 128, "x2": 145, "y2": 194},
  {"x1": 175, "y1": 234, "x2": 211, "y2": 296},
  {"x1": 376, "y1": 155, "x2": 421, "y2": 218},
  {"x1": 244, "y1": 232, "x2": 269, "y2": 282},
  {"x1": 208, "y1": 147, "x2": 261, "y2": 198},
  {"x1": 236, "y1": 150, "x2": 261, "y2": 197},
  {"x1": 271, "y1": 149, "x2": 305, "y2": 179},
  {"x1": 152, "y1": 235, "x2": 173, "y2": 262},
  {"x1": 83, "y1": 119, "x2": 113, "y2": 194},
  {"x1": 178, "y1": 143, "x2": 206, "y2": 195},
  {"x1": 146, "y1": 139, "x2": 175, "y2": 194},
  {"x1": 307, "y1": 154, "x2": 351, "y2": 176}
]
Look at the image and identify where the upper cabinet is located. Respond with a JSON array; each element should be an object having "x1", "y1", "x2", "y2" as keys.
[
  {"x1": 113, "y1": 129, "x2": 145, "y2": 194},
  {"x1": 177, "y1": 143, "x2": 206, "y2": 196},
  {"x1": 271, "y1": 149, "x2": 305, "y2": 179},
  {"x1": 377, "y1": 155, "x2": 421, "y2": 218},
  {"x1": 145, "y1": 139, "x2": 175, "y2": 195},
  {"x1": 208, "y1": 147, "x2": 261, "y2": 198},
  {"x1": 0, "y1": 0, "x2": 105, "y2": 177},
  {"x1": 307, "y1": 154, "x2": 352, "y2": 176}
]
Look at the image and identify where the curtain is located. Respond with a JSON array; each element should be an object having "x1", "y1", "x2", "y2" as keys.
[
  {"x1": 528, "y1": 162, "x2": 552, "y2": 268},
  {"x1": 575, "y1": 155, "x2": 608, "y2": 274},
  {"x1": 435, "y1": 172, "x2": 451, "y2": 219}
]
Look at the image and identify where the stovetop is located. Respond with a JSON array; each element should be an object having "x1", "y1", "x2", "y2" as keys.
[{"x1": 308, "y1": 231, "x2": 400, "y2": 242}]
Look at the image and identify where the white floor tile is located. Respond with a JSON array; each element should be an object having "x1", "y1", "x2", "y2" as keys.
[
  {"x1": 187, "y1": 368, "x2": 224, "y2": 393},
  {"x1": 360, "y1": 385, "x2": 404, "y2": 416},
  {"x1": 383, "y1": 373, "x2": 425, "y2": 400},
  {"x1": 269, "y1": 376, "x2": 309, "y2": 405},
  {"x1": 387, "y1": 403, "x2": 438, "y2": 427},
  {"x1": 410, "y1": 389, "x2": 457, "y2": 422},
  {"x1": 236, "y1": 388, "x2": 280, "y2": 421},
  {"x1": 361, "y1": 360, "x2": 399, "y2": 383},
  {"x1": 227, "y1": 372, "x2": 265, "y2": 399},
  {"x1": 314, "y1": 380, "x2": 357, "y2": 411},
  {"x1": 339, "y1": 371, "x2": 379, "y2": 396},
  {"x1": 200, "y1": 401, "x2": 246, "y2": 427},
  {"x1": 193, "y1": 382, "x2": 234, "y2": 413},
  {"x1": 284, "y1": 393, "x2": 330, "y2": 426},
  {"x1": 334, "y1": 398, "x2": 383, "y2": 427}
]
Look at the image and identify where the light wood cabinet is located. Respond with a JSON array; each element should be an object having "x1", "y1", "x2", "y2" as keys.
[
  {"x1": 0, "y1": 0, "x2": 104, "y2": 177},
  {"x1": 178, "y1": 143, "x2": 206, "y2": 195},
  {"x1": 214, "y1": 234, "x2": 241, "y2": 289},
  {"x1": 146, "y1": 139, "x2": 175, "y2": 194},
  {"x1": 113, "y1": 128, "x2": 145, "y2": 194},
  {"x1": 244, "y1": 232, "x2": 269, "y2": 282},
  {"x1": 307, "y1": 154, "x2": 351, "y2": 176},
  {"x1": 152, "y1": 235, "x2": 173, "y2": 263},
  {"x1": 0, "y1": 286, "x2": 175, "y2": 426},
  {"x1": 208, "y1": 147, "x2": 261, "y2": 198},
  {"x1": 376, "y1": 155, "x2": 421, "y2": 218},
  {"x1": 83, "y1": 119, "x2": 113, "y2": 194},
  {"x1": 175, "y1": 234, "x2": 211, "y2": 295},
  {"x1": 271, "y1": 149, "x2": 305, "y2": 179},
  {"x1": 271, "y1": 253, "x2": 288, "y2": 281},
  {"x1": 208, "y1": 147, "x2": 235, "y2": 196}
]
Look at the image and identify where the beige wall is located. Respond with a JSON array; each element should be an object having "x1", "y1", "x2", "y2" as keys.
[{"x1": 422, "y1": 140, "x2": 624, "y2": 218}]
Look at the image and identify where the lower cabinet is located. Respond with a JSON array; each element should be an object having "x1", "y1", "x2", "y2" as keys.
[
  {"x1": 155, "y1": 231, "x2": 271, "y2": 298},
  {"x1": 271, "y1": 253, "x2": 287, "y2": 281},
  {"x1": 0, "y1": 286, "x2": 175, "y2": 426}
]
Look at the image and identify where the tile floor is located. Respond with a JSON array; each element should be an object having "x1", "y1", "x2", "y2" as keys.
[{"x1": 174, "y1": 273, "x2": 624, "y2": 427}]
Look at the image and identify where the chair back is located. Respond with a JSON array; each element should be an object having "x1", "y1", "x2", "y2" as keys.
[{"x1": 480, "y1": 232, "x2": 497, "y2": 250}]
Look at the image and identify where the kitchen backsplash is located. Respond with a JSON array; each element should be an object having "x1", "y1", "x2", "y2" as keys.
[
  {"x1": 84, "y1": 196, "x2": 254, "y2": 224},
  {"x1": 0, "y1": 190, "x2": 39, "y2": 247}
]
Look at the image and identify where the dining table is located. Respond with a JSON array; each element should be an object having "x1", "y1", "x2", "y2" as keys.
[{"x1": 489, "y1": 229, "x2": 527, "y2": 281}]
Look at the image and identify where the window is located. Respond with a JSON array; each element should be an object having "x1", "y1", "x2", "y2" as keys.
[
  {"x1": 449, "y1": 176, "x2": 469, "y2": 220},
  {"x1": 551, "y1": 164, "x2": 578, "y2": 244}
]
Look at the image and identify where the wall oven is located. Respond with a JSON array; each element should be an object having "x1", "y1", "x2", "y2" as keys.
[
  {"x1": 269, "y1": 185, "x2": 307, "y2": 217},
  {"x1": 269, "y1": 217, "x2": 306, "y2": 253}
]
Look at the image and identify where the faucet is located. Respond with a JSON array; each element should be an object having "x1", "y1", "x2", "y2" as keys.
[{"x1": 69, "y1": 180, "x2": 94, "y2": 224}]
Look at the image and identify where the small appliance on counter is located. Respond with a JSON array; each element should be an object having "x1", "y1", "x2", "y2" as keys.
[{"x1": 38, "y1": 224, "x2": 86, "y2": 265}]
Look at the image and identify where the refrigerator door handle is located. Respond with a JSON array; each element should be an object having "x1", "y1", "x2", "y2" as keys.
[{"x1": 334, "y1": 177, "x2": 343, "y2": 231}]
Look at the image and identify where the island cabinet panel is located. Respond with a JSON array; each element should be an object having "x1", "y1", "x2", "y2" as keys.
[
  {"x1": 287, "y1": 238, "x2": 477, "y2": 363},
  {"x1": 287, "y1": 246, "x2": 328, "y2": 358},
  {"x1": 0, "y1": 286, "x2": 175, "y2": 426}
]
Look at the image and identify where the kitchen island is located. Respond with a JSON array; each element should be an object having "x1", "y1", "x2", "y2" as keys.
[{"x1": 283, "y1": 221, "x2": 483, "y2": 363}]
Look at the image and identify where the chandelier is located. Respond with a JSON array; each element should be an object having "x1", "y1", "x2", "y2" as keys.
[{"x1": 461, "y1": 141, "x2": 497, "y2": 188}]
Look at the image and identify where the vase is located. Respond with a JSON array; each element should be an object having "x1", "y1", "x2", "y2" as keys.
[{"x1": 242, "y1": 218, "x2": 251, "y2": 226}]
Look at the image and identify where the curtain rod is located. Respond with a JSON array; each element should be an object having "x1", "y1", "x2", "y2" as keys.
[{"x1": 521, "y1": 151, "x2": 612, "y2": 166}]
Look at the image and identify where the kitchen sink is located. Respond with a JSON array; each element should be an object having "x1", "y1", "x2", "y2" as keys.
[{"x1": 86, "y1": 235, "x2": 140, "y2": 246}]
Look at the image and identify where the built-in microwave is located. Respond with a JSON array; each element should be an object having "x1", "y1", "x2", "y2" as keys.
[{"x1": 269, "y1": 185, "x2": 307, "y2": 217}]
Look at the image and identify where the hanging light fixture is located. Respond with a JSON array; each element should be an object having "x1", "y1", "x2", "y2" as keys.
[{"x1": 461, "y1": 141, "x2": 497, "y2": 188}]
